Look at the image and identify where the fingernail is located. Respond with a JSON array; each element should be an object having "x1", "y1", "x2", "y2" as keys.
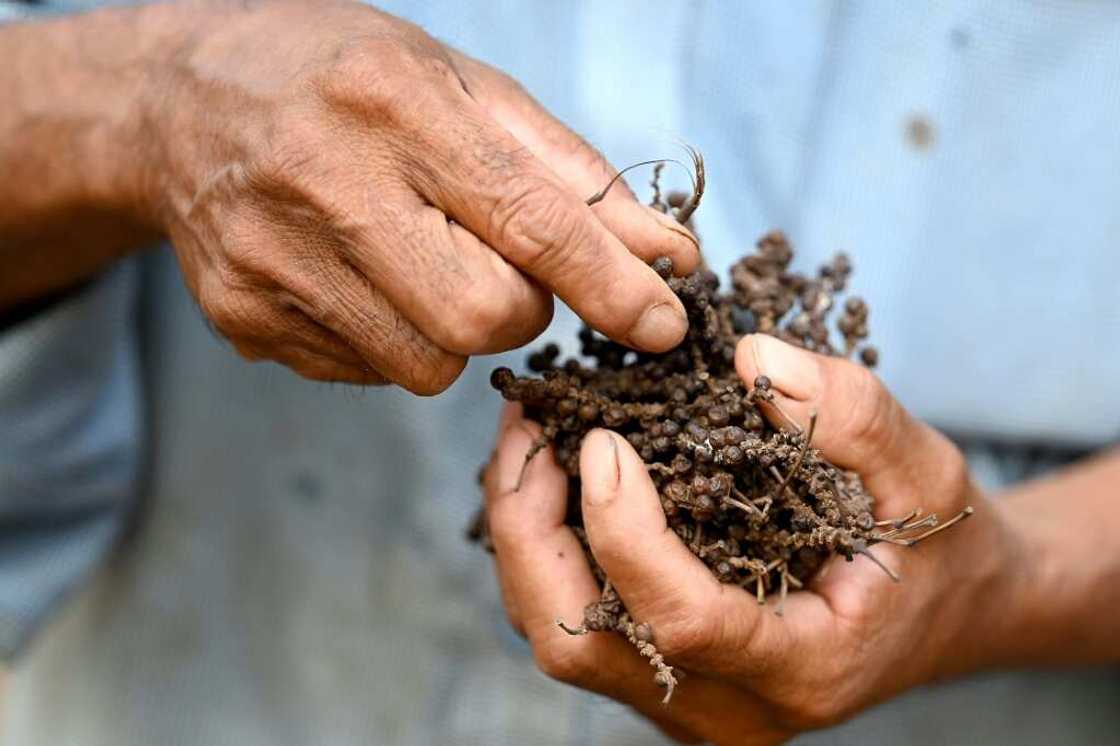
[
  {"x1": 627, "y1": 301, "x2": 688, "y2": 351},
  {"x1": 583, "y1": 430, "x2": 621, "y2": 505},
  {"x1": 751, "y1": 335, "x2": 821, "y2": 401}
]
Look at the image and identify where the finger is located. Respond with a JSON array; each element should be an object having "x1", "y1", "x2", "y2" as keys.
[
  {"x1": 197, "y1": 287, "x2": 389, "y2": 384},
  {"x1": 229, "y1": 333, "x2": 387, "y2": 385},
  {"x1": 484, "y1": 403, "x2": 531, "y2": 635},
  {"x1": 486, "y1": 418, "x2": 784, "y2": 744},
  {"x1": 735, "y1": 334, "x2": 967, "y2": 509},
  {"x1": 344, "y1": 198, "x2": 554, "y2": 355},
  {"x1": 405, "y1": 102, "x2": 689, "y2": 352},
  {"x1": 290, "y1": 258, "x2": 467, "y2": 396},
  {"x1": 207, "y1": 201, "x2": 469, "y2": 394},
  {"x1": 447, "y1": 49, "x2": 700, "y2": 273},
  {"x1": 264, "y1": 304, "x2": 392, "y2": 380},
  {"x1": 580, "y1": 429, "x2": 802, "y2": 678},
  {"x1": 269, "y1": 345, "x2": 388, "y2": 385},
  {"x1": 484, "y1": 413, "x2": 597, "y2": 643}
]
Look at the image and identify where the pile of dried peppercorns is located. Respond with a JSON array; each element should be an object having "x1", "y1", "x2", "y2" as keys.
[{"x1": 471, "y1": 166, "x2": 970, "y2": 703}]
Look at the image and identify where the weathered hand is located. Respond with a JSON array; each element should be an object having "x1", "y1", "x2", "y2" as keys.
[
  {"x1": 139, "y1": 0, "x2": 697, "y2": 391},
  {"x1": 484, "y1": 334, "x2": 1019, "y2": 745}
]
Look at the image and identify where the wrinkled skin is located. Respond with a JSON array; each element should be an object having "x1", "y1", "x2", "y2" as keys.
[
  {"x1": 141, "y1": 0, "x2": 698, "y2": 391},
  {"x1": 485, "y1": 334, "x2": 1022, "y2": 745}
]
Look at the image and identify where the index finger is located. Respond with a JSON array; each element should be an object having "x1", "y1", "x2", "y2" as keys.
[
  {"x1": 407, "y1": 104, "x2": 689, "y2": 353},
  {"x1": 445, "y1": 49, "x2": 701, "y2": 273}
]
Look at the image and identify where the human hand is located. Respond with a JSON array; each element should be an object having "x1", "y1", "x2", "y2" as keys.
[
  {"x1": 484, "y1": 334, "x2": 1021, "y2": 744},
  {"x1": 136, "y1": 0, "x2": 697, "y2": 391}
]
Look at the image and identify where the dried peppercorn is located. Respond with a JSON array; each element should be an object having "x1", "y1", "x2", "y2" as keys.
[{"x1": 470, "y1": 162, "x2": 971, "y2": 703}]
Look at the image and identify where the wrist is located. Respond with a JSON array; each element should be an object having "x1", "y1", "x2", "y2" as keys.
[
  {"x1": 127, "y1": 1, "x2": 241, "y2": 229},
  {"x1": 934, "y1": 472, "x2": 1117, "y2": 678},
  {"x1": 985, "y1": 482, "x2": 1116, "y2": 668},
  {"x1": 0, "y1": 4, "x2": 175, "y2": 230},
  {"x1": 74, "y1": 2, "x2": 211, "y2": 229},
  {"x1": 921, "y1": 492, "x2": 1033, "y2": 682},
  {"x1": 8, "y1": 2, "x2": 232, "y2": 230}
]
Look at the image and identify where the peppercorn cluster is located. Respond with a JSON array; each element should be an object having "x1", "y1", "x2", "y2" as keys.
[{"x1": 473, "y1": 179, "x2": 970, "y2": 703}]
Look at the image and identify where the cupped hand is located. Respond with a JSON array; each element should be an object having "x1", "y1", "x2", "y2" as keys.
[
  {"x1": 484, "y1": 334, "x2": 1021, "y2": 745},
  {"x1": 140, "y1": 0, "x2": 697, "y2": 391}
]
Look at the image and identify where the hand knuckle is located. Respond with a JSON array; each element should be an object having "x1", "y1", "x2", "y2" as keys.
[
  {"x1": 490, "y1": 178, "x2": 581, "y2": 269},
  {"x1": 313, "y1": 41, "x2": 421, "y2": 124},
  {"x1": 567, "y1": 138, "x2": 615, "y2": 186},
  {"x1": 197, "y1": 285, "x2": 238, "y2": 335},
  {"x1": 654, "y1": 600, "x2": 722, "y2": 660},
  {"x1": 830, "y1": 587, "x2": 885, "y2": 634},
  {"x1": 422, "y1": 54, "x2": 463, "y2": 89},
  {"x1": 532, "y1": 637, "x2": 592, "y2": 685},
  {"x1": 442, "y1": 285, "x2": 514, "y2": 352},
  {"x1": 838, "y1": 365, "x2": 894, "y2": 450},
  {"x1": 213, "y1": 250, "x2": 257, "y2": 292},
  {"x1": 203, "y1": 281, "x2": 269, "y2": 345},
  {"x1": 252, "y1": 115, "x2": 322, "y2": 190}
]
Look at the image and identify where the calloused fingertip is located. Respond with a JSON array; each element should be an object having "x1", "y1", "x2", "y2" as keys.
[
  {"x1": 648, "y1": 208, "x2": 701, "y2": 272},
  {"x1": 740, "y1": 334, "x2": 821, "y2": 402}
]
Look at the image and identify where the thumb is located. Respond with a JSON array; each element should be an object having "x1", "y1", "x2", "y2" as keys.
[
  {"x1": 580, "y1": 429, "x2": 716, "y2": 618},
  {"x1": 735, "y1": 334, "x2": 965, "y2": 508},
  {"x1": 577, "y1": 430, "x2": 761, "y2": 663},
  {"x1": 579, "y1": 428, "x2": 778, "y2": 673},
  {"x1": 448, "y1": 49, "x2": 700, "y2": 274}
]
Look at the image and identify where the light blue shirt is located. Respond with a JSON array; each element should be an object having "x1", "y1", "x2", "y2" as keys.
[
  {"x1": 379, "y1": 0, "x2": 1120, "y2": 446},
  {"x1": 2, "y1": 2, "x2": 1118, "y2": 744}
]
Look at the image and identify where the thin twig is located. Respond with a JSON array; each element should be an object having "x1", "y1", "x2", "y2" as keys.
[
  {"x1": 775, "y1": 411, "x2": 818, "y2": 495},
  {"x1": 724, "y1": 495, "x2": 761, "y2": 516},
  {"x1": 875, "y1": 507, "x2": 921, "y2": 528},
  {"x1": 754, "y1": 390, "x2": 804, "y2": 434},
  {"x1": 691, "y1": 523, "x2": 704, "y2": 554},
  {"x1": 514, "y1": 437, "x2": 547, "y2": 492},
  {"x1": 585, "y1": 159, "x2": 688, "y2": 207},
  {"x1": 856, "y1": 547, "x2": 901, "y2": 582},
  {"x1": 878, "y1": 514, "x2": 938, "y2": 539},
  {"x1": 650, "y1": 162, "x2": 666, "y2": 211},
  {"x1": 556, "y1": 619, "x2": 588, "y2": 636},
  {"x1": 674, "y1": 144, "x2": 706, "y2": 223},
  {"x1": 897, "y1": 507, "x2": 974, "y2": 545},
  {"x1": 776, "y1": 566, "x2": 790, "y2": 617}
]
